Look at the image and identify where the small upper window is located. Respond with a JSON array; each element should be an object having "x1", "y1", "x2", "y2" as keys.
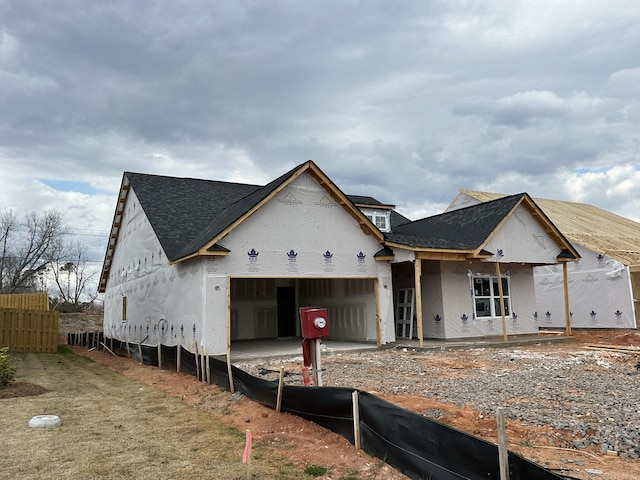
[
  {"x1": 364, "y1": 211, "x2": 390, "y2": 232},
  {"x1": 374, "y1": 215, "x2": 387, "y2": 230}
]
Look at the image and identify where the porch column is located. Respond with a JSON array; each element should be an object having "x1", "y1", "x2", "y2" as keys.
[
  {"x1": 414, "y1": 256, "x2": 424, "y2": 348},
  {"x1": 374, "y1": 278, "x2": 381, "y2": 347},
  {"x1": 495, "y1": 262, "x2": 508, "y2": 343},
  {"x1": 563, "y1": 262, "x2": 571, "y2": 336}
]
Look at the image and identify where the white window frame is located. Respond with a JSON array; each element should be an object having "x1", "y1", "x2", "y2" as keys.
[
  {"x1": 472, "y1": 275, "x2": 511, "y2": 319},
  {"x1": 364, "y1": 210, "x2": 390, "y2": 232}
]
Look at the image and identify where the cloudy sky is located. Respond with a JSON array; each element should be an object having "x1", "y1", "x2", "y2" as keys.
[{"x1": 2, "y1": 0, "x2": 640, "y2": 275}]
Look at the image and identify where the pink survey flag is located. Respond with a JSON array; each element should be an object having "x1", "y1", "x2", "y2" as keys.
[{"x1": 242, "y1": 430, "x2": 252, "y2": 464}]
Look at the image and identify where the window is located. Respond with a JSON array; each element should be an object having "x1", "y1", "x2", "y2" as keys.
[
  {"x1": 365, "y1": 213, "x2": 389, "y2": 232},
  {"x1": 473, "y1": 276, "x2": 510, "y2": 318}
]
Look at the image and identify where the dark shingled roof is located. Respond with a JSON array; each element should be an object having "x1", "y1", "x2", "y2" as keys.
[
  {"x1": 170, "y1": 166, "x2": 304, "y2": 260},
  {"x1": 125, "y1": 165, "x2": 542, "y2": 266},
  {"x1": 347, "y1": 195, "x2": 386, "y2": 206},
  {"x1": 127, "y1": 164, "x2": 413, "y2": 262},
  {"x1": 124, "y1": 169, "x2": 293, "y2": 262},
  {"x1": 386, "y1": 194, "x2": 525, "y2": 250},
  {"x1": 390, "y1": 210, "x2": 412, "y2": 229}
]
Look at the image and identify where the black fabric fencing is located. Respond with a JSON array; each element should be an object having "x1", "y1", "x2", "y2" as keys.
[
  {"x1": 93, "y1": 339, "x2": 564, "y2": 480},
  {"x1": 67, "y1": 331, "x2": 104, "y2": 349}
]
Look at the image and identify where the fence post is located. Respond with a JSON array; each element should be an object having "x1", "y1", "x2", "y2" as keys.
[
  {"x1": 352, "y1": 390, "x2": 361, "y2": 450},
  {"x1": 496, "y1": 407, "x2": 510, "y2": 480}
]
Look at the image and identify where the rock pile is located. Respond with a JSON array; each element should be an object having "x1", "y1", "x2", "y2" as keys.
[{"x1": 238, "y1": 344, "x2": 640, "y2": 459}]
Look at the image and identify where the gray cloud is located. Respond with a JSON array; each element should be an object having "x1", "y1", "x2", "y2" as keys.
[{"x1": 1, "y1": 0, "x2": 639, "y2": 254}]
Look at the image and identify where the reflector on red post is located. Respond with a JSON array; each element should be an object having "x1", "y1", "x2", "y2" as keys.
[{"x1": 299, "y1": 307, "x2": 329, "y2": 339}]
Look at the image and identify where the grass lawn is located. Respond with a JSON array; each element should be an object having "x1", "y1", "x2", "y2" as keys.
[{"x1": 0, "y1": 349, "x2": 306, "y2": 479}]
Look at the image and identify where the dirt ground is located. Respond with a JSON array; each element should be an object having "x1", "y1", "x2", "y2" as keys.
[{"x1": 8, "y1": 314, "x2": 640, "y2": 479}]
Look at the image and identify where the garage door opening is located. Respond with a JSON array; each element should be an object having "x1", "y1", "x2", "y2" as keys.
[{"x1": 229, "y1": 277, "x2": 377, "y2": 343}]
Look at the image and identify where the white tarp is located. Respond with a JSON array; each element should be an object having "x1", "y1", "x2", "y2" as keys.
[{"x1": 534, "y1": 244, "x2": 635, "y2": 329}]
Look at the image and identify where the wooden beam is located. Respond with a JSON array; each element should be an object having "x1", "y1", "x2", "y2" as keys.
[{"x1": 415, "y1": 251, "x2": 469, "y2": 261}]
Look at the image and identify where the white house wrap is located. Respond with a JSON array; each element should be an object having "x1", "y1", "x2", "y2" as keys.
[{"x1": 100, "y1": 162, "x2": 580, "y2": 356}]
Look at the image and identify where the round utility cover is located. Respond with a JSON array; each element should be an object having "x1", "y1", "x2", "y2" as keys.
[{"x1": 29, "y1": 415, "x2": 61, "y2": 428}]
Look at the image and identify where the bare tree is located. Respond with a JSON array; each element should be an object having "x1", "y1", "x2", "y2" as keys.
[
  {"x1": 48, "y1": 240, "x2": 98, "y2": 307},
  {"x1": 0, "y1": 209, "x2": 67, "y2": 294}
]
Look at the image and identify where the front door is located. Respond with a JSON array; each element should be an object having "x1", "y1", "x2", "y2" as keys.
[{"x1": 277, "y1": 286, "x2": 297, "y2": 337}]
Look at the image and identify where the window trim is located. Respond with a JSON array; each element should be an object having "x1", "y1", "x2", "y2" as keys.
[
  {"x1": 472, "y1": 275, "x2": 511, "y2": 319},
  {"x1": 364, "y1": 211, "x2": 390, "y2": 232}
]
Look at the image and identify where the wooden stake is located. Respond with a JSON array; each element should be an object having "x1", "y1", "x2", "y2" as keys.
[
  {"x1": 352, "y1": 390, "x2": 361, "y2": 450},
  {"x1": 137, "y1": 343, "x2": 142, "y2": 364},
  {"x1": 201, "y1": 350, "x2": 206, "y2": 383},
  {"x1": 227, "y1": 350, "x2": 235, "y2": 394},
  {"x1": 157, "y1": 343, "x2": 162, "y2": 370},
  {"x1": 496, "y1": 407, "x2": 509, "y2": 480},
  {"x1": 194, "y1": 342, "x2": 200, "y2": 381},
  {"x1": 177, "y1": 345, "x2": 181, "y2": 373},
  {"x1": 205, "y1": 347, "x2": 211, "y2": 384},
  {"x1": 276, "y1": 367, "x2": 285, "y2": 413},
  {"x1": 100, "y1": 342, "x2": 117, "y2": 357},
  {"x1": 314, "y1": 339, "x2": 323, "y2": 387}
]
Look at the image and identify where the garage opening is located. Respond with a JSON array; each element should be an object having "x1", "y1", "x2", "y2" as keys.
[{"x1": 229, "y1": 277, "x2": 377, "y2": 342}]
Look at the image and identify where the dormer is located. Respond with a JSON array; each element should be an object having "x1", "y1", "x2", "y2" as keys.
[{"x1": 348, "y1": 195, "x2": 396, "y2": 233}]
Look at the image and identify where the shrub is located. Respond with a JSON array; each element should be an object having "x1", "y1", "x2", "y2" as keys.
[
  {"x1": 0, "y1": 347, "x2": 19, "y2": 387},
  {"x1": 304, "y1": 465, "x2": 327, "y2": 477}
]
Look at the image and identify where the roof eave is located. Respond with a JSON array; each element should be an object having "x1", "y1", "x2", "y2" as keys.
[{"x1": 98, "y1": 174, "x2": 131, "y2": 293}]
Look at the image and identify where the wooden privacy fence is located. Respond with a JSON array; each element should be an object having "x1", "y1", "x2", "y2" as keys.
[
  {"x1": 0, "y1": 292, "x2": 49, "y2": 310},
  {"x1": 0, "y1": 309, "x2": 59, "y2": 353}
]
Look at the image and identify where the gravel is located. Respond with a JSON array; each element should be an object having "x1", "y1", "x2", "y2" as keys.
[{"x1": 236, "y1": 344, "x2": 640, "y2": 459}]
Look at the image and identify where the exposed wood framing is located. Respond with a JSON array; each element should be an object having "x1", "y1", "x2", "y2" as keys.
[{"x1": 99, "y1": 175, "x2": 130, "y2": 292}]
